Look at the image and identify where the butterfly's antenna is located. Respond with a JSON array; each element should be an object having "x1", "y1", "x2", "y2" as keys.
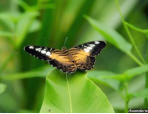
[{"x1": 63, "y1": 36, "x2": 69, "y2": 48}]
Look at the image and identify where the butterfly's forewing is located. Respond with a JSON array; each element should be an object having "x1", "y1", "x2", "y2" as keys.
[
  {"x1": 74, "y1": 41, "x2": 106, "y2": 56},
  {"x1": 72, "y1": 41, "x2": 106, "y2": 71},
  {"x1": 24, "y1": 46, "x2": 76, "y2": 73},
  {"x1": 25, "y1": 46, "x2": 53, "y2": 60}
]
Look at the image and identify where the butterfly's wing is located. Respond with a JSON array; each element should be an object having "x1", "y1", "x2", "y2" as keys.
[
  {"x1": 24, "y1": 46, "x2": 77, "y2": 73},
  {"x1": 74, "y1": 41, "x2": 106, "y2": 56},
  {"x1": 48, "y1": 49, "x2": 77, "y2": 73},
  {"x1": 24, "y1": 46, "x2": 53, "y2": 60},
  {"x1": 71, "y1": 41, "x2": 106, "y2": 71},
  {"x1": 24, "y1": 41, "x2": 106, "y2": 73},
  {"x1": 69, "y1": 48, "x2": 95, "y2": 71}
]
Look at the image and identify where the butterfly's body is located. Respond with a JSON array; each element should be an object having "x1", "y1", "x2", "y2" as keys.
[{"x1": 24, "y1": 41, "x2": 106, "y2": 73}]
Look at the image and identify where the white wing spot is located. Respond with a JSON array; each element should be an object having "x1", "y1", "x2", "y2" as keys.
[
  {"x1": 83, "y1": 43, "x2": 96, "y2": 53},
  {"x1": 84, "y1": 48, "x2": 90, "y2": 52},
  {"x1": 88, "y1": 47, "x2": 93, "y2": 50},
  {"x1": 35, "y1": 48, "x2": 41, "y2": 52},
  {"x1": 41, "y1": 50, "x2": 46, "y2": 54},
  {"x1": 43, "y1": 48, "x2": 47, "y2": 51},
  {"x1": 46, "y1": 52, "x2": 51, "y2": 56},
  {"x1": 89, "y1": 44, "x2": 95, "y2": 47},
  {"x1": 29, "y1": 46, "x2": 34, "y2": 49},
  {"x1": 84, "y1": 46, "x2": 93, "y2": 53},
  {"x1": 95, "y1": 41, "x2": 100, "y2": 44}
]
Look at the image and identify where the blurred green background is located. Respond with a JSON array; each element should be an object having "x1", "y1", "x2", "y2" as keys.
[{"x1": 0, "y1": 0, "x2": 148, "y2": 113}]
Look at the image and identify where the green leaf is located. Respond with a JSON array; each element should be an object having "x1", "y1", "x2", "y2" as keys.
[
  {"x1": 0, "y1": 66, "x2": 54, "y2": 80},
  {"x1": 124, "y1": 65, "x2": 148, "y2": 80},
  {"x1": 40, "y1": 70, "x2": 114, "y2": 113},
  {"x1": 17, "y1": 0, "x2": 32, "y2": 11},
  {"x1": 85, "y1": 16, "x2": 132, "y2": 54},
  {"x1": 85, "y1": 16, "x2": 144, "y2": 66},
  {"x1": 0, "y1": 31, "x2": 14, "y2": 44},
  {"x1": 15, "y1": 12, "x2": 39, "y2": 48},
  {"x1": 104, "y1": 65, "x2": 148, "y2": 82},
  {"x1": 87, "y1": 65, "x2": 148, "y2": 88},
  {"x1": 88, "y1": 70, "x2": 120, "y2": 90},
  {"x1": 0, "y1": 83, "x2": 7, "y2": 94},
  {"x1": 0, "y1": 13, "x2": 16, "y2": 30},
  {"x1": 0, "y1": 31, "x2": 13, "y2": 37},
  {"x1": 28, "y1": 20, "x2": 41, "y2": 33},
  {"x1": 129, "y1": 88, "x2": 148, "y2": 99}
]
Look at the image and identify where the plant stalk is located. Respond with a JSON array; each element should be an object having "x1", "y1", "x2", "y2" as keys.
[
  {"x1": 66, "y1": 73, "x2": 72, "y2": 113},
  {"x1": 144, "y1": 72, "x2": 148, "y2": 107},
  {"x1": 124, "y1": 82, "x2": 129, "y2": 113},
  {"x1": 144, "y1": 45, "x2": 148, "y2": 107},
  {"x1": 115, "y1": 0, "x2": 145, "y2": 64},
  {"x1": 127, "y1": 52, "x2": 143, "y2": 66}
]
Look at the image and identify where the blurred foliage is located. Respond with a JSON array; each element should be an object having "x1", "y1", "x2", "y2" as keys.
[{"x1": 0, "y1": 0, "x2": 148, "y2": 113}]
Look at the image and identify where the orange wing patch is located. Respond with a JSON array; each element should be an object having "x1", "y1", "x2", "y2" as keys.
[
  {"x1": 69, "y1": 48, "x2": 95, "y2": 71},
  {"x1": 49, "y1": 49, "x2": 77, "y2": 73}
]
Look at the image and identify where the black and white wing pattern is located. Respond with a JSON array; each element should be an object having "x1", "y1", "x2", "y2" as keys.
[
  {"x1": 24, "y1": 41, "x2": 106, "y2": 73},
  {"x1": 24, "y1": 46, "x2": 54, "y2": 61},
  {"x1": 24, "y1": 46, "x2": 77, "y2": 73},
  {"x1": 74, "y1": 41, "x2": 106, "y2": 56}
]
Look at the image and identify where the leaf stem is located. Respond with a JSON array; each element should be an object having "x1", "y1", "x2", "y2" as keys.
[
  {"x1": 66, "y1": 73, "x2": 72, "y2": 113},
  {"x1": 144, "y1": 48, "x2": 148, "y2": 107},
  {"x1": 115, "y1": 0, "x2": 145, "y2": 64},
  {"x1": 144, "y1": 72, "x2": 148, "y2": 107},
  {"x1": 126, "y1": 52, "x2": 143, "y2": 66},
  {"x1": 124, "y1": 21, "x2": 148, "y2": 33},
  {"x1": 123, "y1": 82, "x2": 129, "y2": 113},
  {"x1": 125, "y1": 98, "x2": 129, "y2": 113}
]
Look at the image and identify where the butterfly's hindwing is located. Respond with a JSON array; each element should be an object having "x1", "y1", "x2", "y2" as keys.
[
  {"x1": 49, "y1": 49, "x2": 77, "y2": 73},
  {"x1": 78, "y1": 56, "x2": 95, "y2": 71},
  {"x1": 69, "y1": 48, "x2": 95, "y2": 71}
]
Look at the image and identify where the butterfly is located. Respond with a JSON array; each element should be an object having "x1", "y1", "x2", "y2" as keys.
[{"x1": 24, "y1": 41, "x2": 106, "y2": 73}]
